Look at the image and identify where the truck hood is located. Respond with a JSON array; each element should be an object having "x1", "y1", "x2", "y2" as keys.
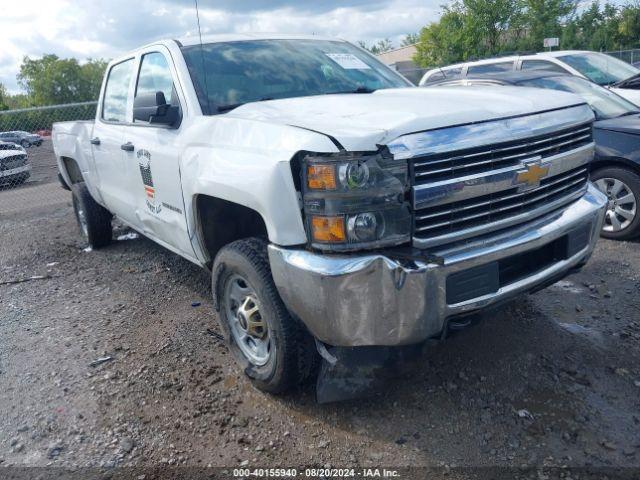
[{"x1": 226, "y1": 87, "x2": 586, "y2": 151}]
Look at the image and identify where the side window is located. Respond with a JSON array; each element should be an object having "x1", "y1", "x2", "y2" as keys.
[
  {"x1": 102, "y1": 59, "x2": 134, "y2": 123},
  {"x1": 521, "y1": 60, "x2": 567, "y2": 73},
  {"x1": 426, "y1": 71, "x2": 445, "y2": 83},
  {"x1": 135, "y1": 52, "x2": 175, "y2": 108},
  {"x1": 443, "y1": 67, "x2": 463, "y2": 78},
  {"x1": 468, "y1": 61, "x2": 513, "y2": 74}
]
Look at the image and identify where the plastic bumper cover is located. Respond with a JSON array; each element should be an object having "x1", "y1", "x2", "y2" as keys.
[{"x1": 268, "y1": 183, "x2": 607, "y2": 347}]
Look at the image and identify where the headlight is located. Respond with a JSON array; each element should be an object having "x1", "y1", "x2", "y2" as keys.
[{"x1": 301, "y1": 151, "x2": 411, "y2": 251}]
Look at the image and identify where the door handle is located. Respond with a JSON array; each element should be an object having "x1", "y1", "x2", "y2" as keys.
[
  {"x1": 121, "y1": 142, "x2": 135, "y2": 152},
  {"x1": 90, "y1": 137, "x2": 100, "y2": 145}
]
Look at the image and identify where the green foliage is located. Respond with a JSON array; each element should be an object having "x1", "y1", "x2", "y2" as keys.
[
  {"x1": 17, "y1": 55, "x2": 107, "y2": 106},
  {"x1": 414, "y1": 0, "x2": 640, "y2": 67},
  {"x1": 0, "y1": 84, "x2": 9, "y2": 111},
  {"x1": 414, "y1": 5, "x2": 467, "y2": 66},
  {"x1": 0, "y1": 103, "x2": 97, "y2": 133},
  {"x1": 401, "y1": 33, "x2": 420, "y2": 46},
  {"x1": 517, "y1": 0, "x2": 576, "y2": 51},
  {"x1": 358, "y1": 38, "x2": 394, "y2": 54}
]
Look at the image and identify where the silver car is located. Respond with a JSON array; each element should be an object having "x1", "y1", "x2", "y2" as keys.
[
  {"x1": 0, "y1": 141, "x2": 31, "y2": 186},
  {"x1": 0, "y1": 131, "x2": 43, "y2": 148}
]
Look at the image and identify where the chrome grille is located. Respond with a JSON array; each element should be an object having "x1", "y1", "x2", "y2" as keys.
[
  {"x1": 414, "y1": 166, "x2": 589, "y2": 240},
  {"x1": 0, "y1": 154, "x2": 27, "y2": 171},
  {"x1": 413, "y1": 123, "x2": 592, "y2": 184}
]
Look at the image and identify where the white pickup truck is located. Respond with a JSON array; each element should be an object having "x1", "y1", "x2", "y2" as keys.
[{"x1": 53, "y1": 34, "x2": 607, "y2": 394}]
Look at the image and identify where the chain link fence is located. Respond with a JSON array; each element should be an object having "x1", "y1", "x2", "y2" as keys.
[
  {"x1": 606, "y1": 48, "x2": 640, "y2": 67},
  {"x1": 0, "y1": 102, "x2": 96, "y2": 216}
]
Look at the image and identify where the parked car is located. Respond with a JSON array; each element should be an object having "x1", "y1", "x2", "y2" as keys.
[
  {"x1": 36, "y1": 129, "x2": 52, "y2": 138},
  {"x1": 0, "y1": 141, "x2": 31, "y2": 186},
  {"x1": 419, "y1": 51, "x2": 640, "y2": 107},
  {"x1": 52, "y1": 34, "x2": 606, "y2": 394},
  {"x1": 428, "y1": 70, "x2": 640, "y2": 239},
  {"x1": 0, "y1": 130, "x2": 43, "y2": 148}
]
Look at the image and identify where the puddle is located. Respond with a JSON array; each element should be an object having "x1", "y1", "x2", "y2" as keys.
[
  {"x1": 558, "y1": 322, "x2": 605, "y2": 347},
  {"x1": 549, "y1": 280, "x2": 583, "y2": 294},
  {"x1": 117, "y1": 232, "x2": 139, "y2": 241}
]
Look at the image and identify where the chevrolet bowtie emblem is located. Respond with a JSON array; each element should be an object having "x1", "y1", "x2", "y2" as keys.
[{"x1": 516, "y1": 163, "x2": 550, "y2": 190}]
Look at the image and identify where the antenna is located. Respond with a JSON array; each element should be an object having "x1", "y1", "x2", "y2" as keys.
[{"x1": 194, "y1": 0, "x2": 211, "y2": 113}]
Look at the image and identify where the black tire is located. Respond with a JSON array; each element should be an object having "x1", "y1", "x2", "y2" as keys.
[
  {"x1": 592, "y1": 167, "x2": 640, "y2": 240},
  {"x1": 71, "y1": 182, "x2": 113, "y2": 249},
  {"x1": 212, "y1": 237, "x2": 318, "y2": 394},
  {"x1": 20, "y1": 139, "x2": 30, "y2": 148}
]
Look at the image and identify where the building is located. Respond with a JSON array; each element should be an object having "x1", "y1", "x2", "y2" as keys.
[{"x1": 376, "y1": 44, "x2": 423, "y2": 84}]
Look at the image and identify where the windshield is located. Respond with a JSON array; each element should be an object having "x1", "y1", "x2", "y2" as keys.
[
  {"x1": 519, "y1": 75, "x2": 639, "y2": 120},
  {"x1": 181, "y1": 39, "x2": 411, "y2": 114},
  {"x1": 558, "y1": 52, "x2": 639, "y2": 86}
]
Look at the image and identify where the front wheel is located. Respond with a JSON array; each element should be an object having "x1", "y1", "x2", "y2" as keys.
[
  {"x1": 20, "y1": 140, "x2": 31, "y2": 148},
  {"x1": 212, "y1": 238, "x2": 318, "y2": 394},
  {"x1": 592, "y1": 167, "x2": 640, "y2": 240}
]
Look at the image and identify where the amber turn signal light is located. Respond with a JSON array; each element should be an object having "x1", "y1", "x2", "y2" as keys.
[
  {"x1": 307, "y1": 164, "x2": 336, "y2": 190},
  {"x1": 310, "y1": 215, "x2": 346, "y2": 243}
]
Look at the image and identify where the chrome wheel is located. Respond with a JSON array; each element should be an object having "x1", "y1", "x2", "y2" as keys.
[
  {"x1": 594, "y1": 177, "x2": 637, "y2": 233},
  {"x1": 224, "y1": 274, "x2": 271, "y2": 366}
]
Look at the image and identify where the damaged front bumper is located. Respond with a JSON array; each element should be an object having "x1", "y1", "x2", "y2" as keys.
[{"x1": 268, "y1": 184, "x2": 607, "y2": 347}]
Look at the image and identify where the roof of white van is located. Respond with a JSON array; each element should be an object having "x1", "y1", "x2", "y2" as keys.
[
  {"x1": 536, "y1": 50, "x2": 592, "y2": 58},
  {"x1": 438, "y1": 50, "x2": 595, "y2": 69},
  {"x1": 177, "y1": 33, "x2": 342, "y2": 47}
]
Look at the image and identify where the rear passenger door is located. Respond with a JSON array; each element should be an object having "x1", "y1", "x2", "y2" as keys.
[{"x1": 122, "y1": 47, "x2": 195, "y2": 257}]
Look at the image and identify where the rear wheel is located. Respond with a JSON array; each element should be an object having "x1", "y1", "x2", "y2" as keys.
[
  {"x1": 592, "y1": 167, "x2": 640, "y2": 240},
  {"x1": 20, "y1": 140, "x2": 30, "y2": 148},
  {"x1": 212, "y1": 238, "x2": 318, "y2": 394},
  {"x1": 71, "y1": 182, "x2": 113, "y2": 249}
]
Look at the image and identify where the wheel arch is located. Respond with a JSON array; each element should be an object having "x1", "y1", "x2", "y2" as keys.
[
  {"x1": 193, "y1": 194, "x2": 269, "y2": 269},
  {"x1": 591, "y1": 157, "x2": 640, "y2": 176},
  {"x1": 60, "y1": 156, "x2": 84, "y2": 185}
]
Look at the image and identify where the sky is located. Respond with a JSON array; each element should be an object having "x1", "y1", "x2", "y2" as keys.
[{"x1": 0, "y1": 0, "x2": 440, "y2": 93}]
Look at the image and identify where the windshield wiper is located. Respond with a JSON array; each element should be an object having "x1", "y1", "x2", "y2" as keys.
[
  {"x1": 216, "y1": 97, "x2": 275, "y2": 113},
  {"x1": 613, "y1": 72, "x2": 640, "y2": 88},
  {"x1": 617, "y1": 110, "x2": 640, "y2": 117},
  {"x1": 326, "y1": 86, "x2": 377, "y2": 95}
]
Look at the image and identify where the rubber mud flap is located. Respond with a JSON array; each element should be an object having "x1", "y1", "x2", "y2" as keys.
[{"x1": 315, "y1": 345, "x2": 423, "y2": 403}]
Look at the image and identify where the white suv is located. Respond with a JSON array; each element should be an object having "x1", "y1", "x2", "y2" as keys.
[{"x1": 419, "y1": 50, "x2": 640, "y2": 106}]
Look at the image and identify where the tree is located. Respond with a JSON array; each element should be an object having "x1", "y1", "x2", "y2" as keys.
[
  {"x1": 0, "y1": 83, "x2": 9, "y2": 111},
  {"x1": 618, "y1": 3, "x2": 640, "y2": 48},
  {"x1": 413, "y1": 0, "x2": 640, "y2": 68},
  {"x1": 518, "y1": 0, "x2": 577, "y2": 51},
  {"x1": 414, "y1": 5, "x2": 466, "y2": 66},
  {"x1": 462, "y1": 0, "x2": 521, "y2": 57},
  {"x1": 358, "y1": 38, "x2": 394, "y2": 54},
  {"x1": 401, "y1": 33, "x2": 419, "y2": 46},
  {"x1": 17, "y1": 55, "x2": 107, "y2": 106}
]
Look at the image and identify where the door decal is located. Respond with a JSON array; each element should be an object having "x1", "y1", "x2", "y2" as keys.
[{"x1": 137, "y1": 149, "x2": 162, "y2": 214}]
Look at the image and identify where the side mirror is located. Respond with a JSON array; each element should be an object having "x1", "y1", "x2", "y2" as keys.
[{"x1": 133, "y1": 91, "x2": 179, "y2": 126}]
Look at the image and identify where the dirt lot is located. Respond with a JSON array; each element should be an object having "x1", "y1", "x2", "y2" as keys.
[{"x1": 1, "y1": 168, "x2": 640, "y2": 477}]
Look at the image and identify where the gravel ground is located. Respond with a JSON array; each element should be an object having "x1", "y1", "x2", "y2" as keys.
[{"x1": 1, "y1": 182, "x2": 639, "y2": 477}]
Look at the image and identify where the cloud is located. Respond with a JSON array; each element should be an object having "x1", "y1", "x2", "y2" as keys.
[{"x1": 0, "y1": 0, "x2": 438, "y2": 94}]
